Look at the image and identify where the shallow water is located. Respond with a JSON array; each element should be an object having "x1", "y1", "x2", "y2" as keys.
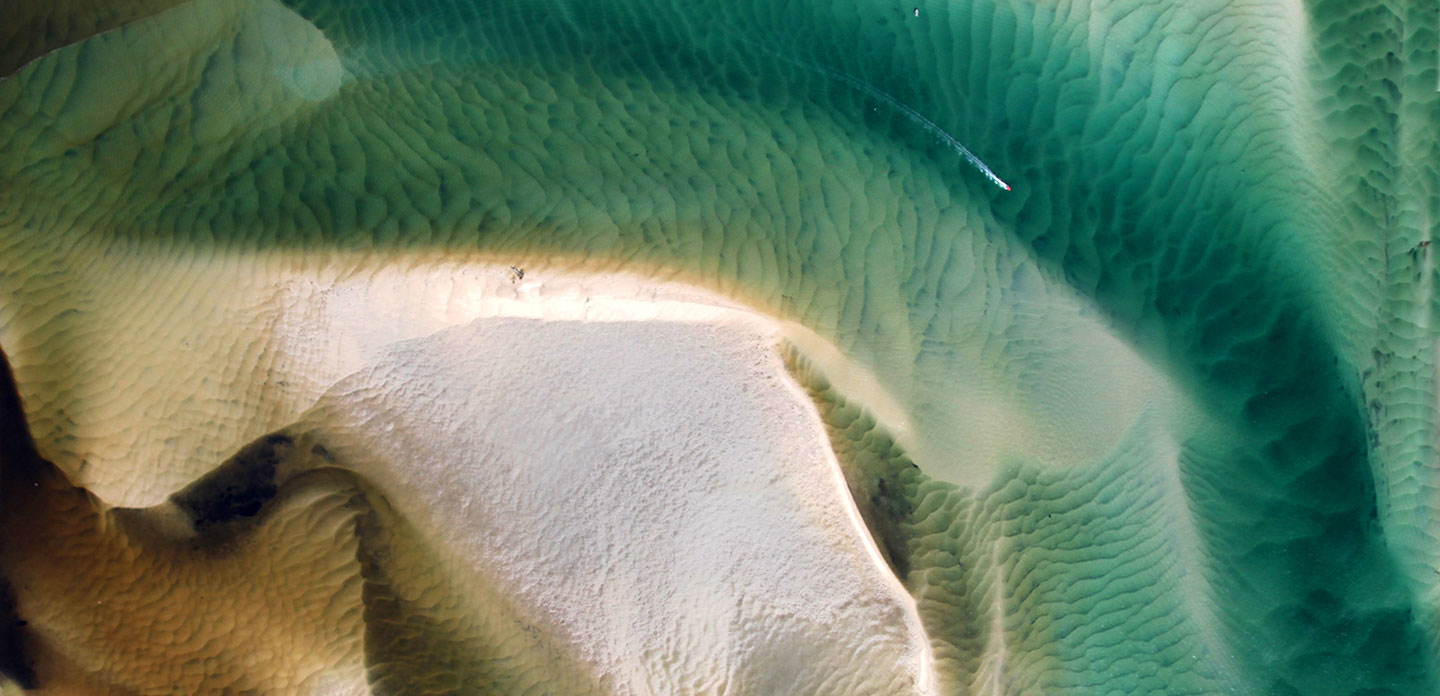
[{"x1": 1, "y1": 0, "x2": 1437, "y2": 693}]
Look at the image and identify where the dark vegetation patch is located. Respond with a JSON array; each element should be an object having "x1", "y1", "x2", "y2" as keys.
[{"x1": 171, "y1": 434, "x2": 292, "y2": 531}]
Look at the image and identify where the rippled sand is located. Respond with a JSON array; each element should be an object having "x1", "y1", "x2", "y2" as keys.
[
  {"x1": 1, "y1": 0, "x2": 1437, "y2": 692},
  {"x1": 1, "y1": 262, "x2": 935, "y2": 693}
]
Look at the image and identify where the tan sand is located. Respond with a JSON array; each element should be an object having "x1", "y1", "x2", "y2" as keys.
[{"x1": 1, "y1": 249, "x2": 936, "y2": 693}]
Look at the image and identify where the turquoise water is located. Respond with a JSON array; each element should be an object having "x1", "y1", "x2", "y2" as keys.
[{"x1": 1, "y1": 0, "x2": 1437, "y2": 693}]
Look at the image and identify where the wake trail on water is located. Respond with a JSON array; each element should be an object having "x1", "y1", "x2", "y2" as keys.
[{"x1": 739, "y1": 38, "x2": 1012, "y2": 192}]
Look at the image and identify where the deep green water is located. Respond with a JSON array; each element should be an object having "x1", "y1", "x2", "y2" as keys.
[{"x1": 1, "y1": 0, "x2": 1437, "y2": 693}]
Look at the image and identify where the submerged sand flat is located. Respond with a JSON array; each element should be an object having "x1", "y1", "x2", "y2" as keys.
[{"x1": 1, "y1": 0, "x2": 1438, "y2": 692}]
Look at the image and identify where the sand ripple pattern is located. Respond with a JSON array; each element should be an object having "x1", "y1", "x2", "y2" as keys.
[{"x1": 1, "y1": 0, "x2": 1437, "y2": 693}]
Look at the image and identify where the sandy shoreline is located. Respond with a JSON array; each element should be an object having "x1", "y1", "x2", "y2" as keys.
[
  {"x1": 293, "y1": 260, "x2": 937, "y2": 693},
  {"x1": 2, "y1": 251, "x2": 936, "y2": 693}
]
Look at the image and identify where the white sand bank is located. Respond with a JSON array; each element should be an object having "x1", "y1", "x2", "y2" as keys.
[
  {"x1": 1, "y1": 249, "x2": 935, "y2": 693},
  {"x1": 289, "y1": 264, "x2": 935, "y2": 694}
]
